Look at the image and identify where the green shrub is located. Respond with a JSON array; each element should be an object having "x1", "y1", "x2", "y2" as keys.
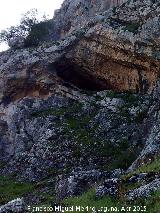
[
  {"x1": 121, "y1": 93, "x2": 138, "y2": 105},
  {"x1": 0, "y1": 161, "x2": 6, "y2": 169},
  {"x1": 137, "y1": 156, "x2": 160, "y2": 173},
  {"x1": 122, "y1": 22, "x2": 140, "y2": 33},
  {"x1": 135, "y1": 109, "x2": 148, "y2": 124},
  {"x1": 112, "y1": 6, "x2": 117, "y2": 13},
  {"x1": 0, "y1": 176, "x2": 34, "y2": 205},
  {"x1": 24, "y1": 20, "x2": 52, "y2": 47},
  {"x1": 0, "y1": 9, "x2": 51, "y2": 48}
]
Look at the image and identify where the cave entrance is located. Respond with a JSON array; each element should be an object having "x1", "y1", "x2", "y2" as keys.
[{"x1": 50, "y1": 58, "x2": 108, "y2": 91}]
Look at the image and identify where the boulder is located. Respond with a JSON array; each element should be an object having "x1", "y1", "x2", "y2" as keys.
[
  {"x1": 96, "y1": 178, "x2": 120, "y2": 197},
  {"x1": 127, "y1": 178, "x2": 160, "y2": 201},
  {"x1": 0, "y1": 198, "x2": 25, "y2": 213},
  {"x1": 55, "y1": 170, "x2": 109, "y2": 200}
]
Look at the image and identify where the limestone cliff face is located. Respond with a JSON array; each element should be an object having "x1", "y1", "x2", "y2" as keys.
[
  {"x1": 0, "y1": 0, "x2": 160, "y2": 208},
  {"x1": 0, "y1": 0, "x2": 159, "y2": 103},
  {"x1": 52, "y1": 0, "x2": 125, "y2": 40},
  {"x1": 0, "y1": 0, "x2": 159, "y2": 160},
  {"x1": 52, "y1": 0, "x2": 160, "y2": 93},
  {"x1": 65, "y1": 24, "x2": 159, "y2": 93}
]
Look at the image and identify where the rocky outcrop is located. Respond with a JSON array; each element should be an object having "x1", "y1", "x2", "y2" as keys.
[
  {"x1": 0, "y1": 0, "x2": 159, "y2": 101},
  {"x1": 96, "y1": 178, "x2": 120, "y2": 197},
  {"x1": 56, "y1": 169, "x2": 108, "y2": 200},
  {"x1": 52, "y1": 0, "x2": 125, "y2": 40},
  {"x1": 128, "y1": 117, "x2": 160, "y2": 172},
  {"x1": 0, "y1": 48, "x2": 61, "y2": 104},
  {"x1": 48, "y1": 0, "x2": 160, "y2": 93},
  {"x1": 0, "y1": 0, "x2": 160, "y2": 209},
  {"x1": 128, "y1": 84, "x2": 160, "y2": 171},
  {"x1": 127, "y1": 178, "x2": 160, "y2": 201},
  {"x1": 0, "y1": 198, "x2": 25, "y2": 213},
  {"x1": 0, "y1": 91, "x2": 149, "y2": 181},
  {"x1": 64, "y1": 1, "x2": 160, "y2": 93},
  {"x1": 95, "y1": 172, "x2": 160, "y2": 201},
  {"x1": 0, "y1": 0, "x2": 159, "y2": 177}
]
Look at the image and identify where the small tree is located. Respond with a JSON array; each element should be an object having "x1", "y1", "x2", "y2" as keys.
[
  {"x1": 24, "y1": 20, "x2": 52, "y2": 47},
  {"x1": 0, "y1": 9, "x2": 50, "y2": 48},
  {"x1": 0, "y1": 26, "x2": 24, "y2": 43}
]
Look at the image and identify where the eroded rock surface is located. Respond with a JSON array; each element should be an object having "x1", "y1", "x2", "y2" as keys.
[
  {"x1": 0, "y1": 198, "x2": 25, "y2": 213},
  {"x1": 0, "y1": 0, "x2": 160, "y2": 209},
  {"x1": 0, "y1": 92, "x2": 149, "y2": 181},
  {"x1": 0, "y1": 0, "x2": 159, "y2": 100},
  {"x1": 127, "y1": 178, "x2": 160, "y2": 201},
  {"x1": 52, "y1": 0, "x2": 125, "y2": 40}
]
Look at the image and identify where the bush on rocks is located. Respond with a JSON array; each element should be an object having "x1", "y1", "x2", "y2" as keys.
[{"x1": 0, "y1": 9, "x2": 51, "y2": 49}]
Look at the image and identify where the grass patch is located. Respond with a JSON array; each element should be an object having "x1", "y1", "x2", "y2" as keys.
[
  {"x1": 121, "y1": 93, "x2": 138, "y2": 106},
  {"x1": 103, "y1": 139, "x2": 140, "y2": 171},
  {"x1": 105, "y1": 91, "x2": 119, "y2": 99},
  {"x1": 122, "y1": 22, "x2": 140, "y2": 33},
  {"x1": 143, "y1": 190, "x2": 160, "y2": 213},
  {"x1": 137, "y1": 156, "x2": 160, "y2": 173},
  {"x1": 63, "y1": 188, "x2": 121, "y2": 213},
  {"x1": 63, "y1": 186, "x2": 160, "y2": 213},
  {"x1": 40, "y1": 193, "x2": 55, "y2": 206},
  {"x1": 31, "y1": 102, "x2": 83, "y2": 118},
  {"x1": 0, "y1": 176, "x2": 34, "y2": 205}
]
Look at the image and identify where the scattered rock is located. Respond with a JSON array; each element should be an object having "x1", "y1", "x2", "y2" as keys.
[
  {"x1": 0, "y1": 0, "x2": 160, "y2": 208},
  {"x1": 127, "y1": 178, "x2": 160, "y2": 201},
  {"x1": 110, "y1": 169, "x2": 124, "y2": 178},
  {"x1": 56, "y1": 169, "x2": 108, "y2": 200},
  {"x1": 96, "y1": 178, "x2": 120, "y2": 198},
  {"x1": 128, "y1": 173, "x2": 148, "y2": 184},
  {"x1": 0, "y1": 198, "x2": 25, "y2": 213},
  {"x1": 99, "y1": 98, "x2": 124, "y2": 112}
]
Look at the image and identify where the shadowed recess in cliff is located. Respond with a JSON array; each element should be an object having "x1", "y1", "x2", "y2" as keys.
[
  {"x1": 1, "y1": 81, "x2": 51, "y2": 106},
  {"x1": 49, "y1": 58, "x2": 111, "y2": 91}
]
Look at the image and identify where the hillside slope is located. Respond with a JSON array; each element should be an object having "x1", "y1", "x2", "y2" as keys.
[{"x1": 0, "y1": 0, "x2": 160, "y2": 212}]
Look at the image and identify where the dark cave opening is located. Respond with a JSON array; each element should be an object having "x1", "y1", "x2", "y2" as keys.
[{"x1": 49, "y1": 59, "x2": 108, "y2": 91}]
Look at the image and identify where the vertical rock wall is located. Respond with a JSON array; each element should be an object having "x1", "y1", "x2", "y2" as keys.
[{"x1": 51, "y1": 0, "x2": 126, "y2": 40}]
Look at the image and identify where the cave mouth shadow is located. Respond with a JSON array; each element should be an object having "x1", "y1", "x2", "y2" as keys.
[{"x1": 49, "y1": 58, "x2": 109, "y2": 91}]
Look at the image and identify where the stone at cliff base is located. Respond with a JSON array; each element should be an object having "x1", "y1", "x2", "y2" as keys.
[
  {"x1": 96, "y1": 178, "x2": 120, "y2": 198},
  {"x1": 127, "y1": 179, "x2": 160, "y2": 201},
  {"x1": 0, "y1": 198, "x2": 25, "y2": 213},
  {"x1": 55, "y1": 170, "x2": 108, "y2": 200}
]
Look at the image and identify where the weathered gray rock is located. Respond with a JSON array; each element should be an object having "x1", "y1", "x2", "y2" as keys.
[
  {"x1": 56, "y1": 169, "x2": 108, "y2": 200},
  {"x1": 128, "y1": 173, "x2": 148, "y2": 184},
  {"x1": 127, "y1": 178, "x2": 160, "y2": 201},
  {"x1": 51, "y1": 0, "x2": 125, "y2": 40},
  {"x1": 128, "y1": 109, "x2": 160, "y2": 171},
  {"x1": 0, "y1": 198, "x2": 25, "y2": 213},
  {"x1": 0, "y1": 0, "x2": 160, "y2": 206},
  {"x1": 96, "y1": 178, "x2": 120, "y2": 197},
  {"x1": 110, "y1": 169, "x2": 124, "y2": 178},
  {"x1": 0, "y1": 82, "x2": 152, "y2": 181},
  {"x1": 8, "y1": 36, "x2": 25, "y2": 49}
]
